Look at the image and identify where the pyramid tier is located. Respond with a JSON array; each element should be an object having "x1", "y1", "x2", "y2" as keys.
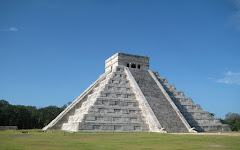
[
  {"x1": 78, "y1": 122, "x2": 149, "y2": 132},
  {"x1": 153, "y1": 71, "x2": 231, "y2": 132}
]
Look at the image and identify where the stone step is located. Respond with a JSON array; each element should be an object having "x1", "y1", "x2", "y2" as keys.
[
  {"x1": 174, "y1": 102, "x2": 195, "y2": 106},
  {"x1": 105, "y1": 83, "x2": 132, "y2": 88},
  {"x1": 109, "y1": 73, "x2": 127, "y2": 79},
  {"x1": 99, "y1": 90, "x2": 134, "y2": 95},
  {"x1": 157, "y1": 77, "x2": 168, "y2": 84},
  {"x1": 194, "y1": 125, "x2": 230, "y2": 132},
  {"x1": 107, "y1": 79, "x2": 130, "y2": 85},
  {"x1": 62, "y1": 122, "x2": 78, "y2": 131},
  {"x1": 176, "y1": 104, "x2": 203, "y2": 110},
  {"x1": 95, "y1": 97, "x2": 137, "y2": 102},
  {"x1": 89, "y1": 105, "x2": 142, "y2": 109},
  {"x1": 194, "y1": 123, "x2": 227, "y2": 127},
  {"x1": 69, "y1": 104, "x2": 143, "y2": 123},
  {"x1": 67, "y1": 111, "x2": 146, "y2": 124},
  {"x1": 187, "y1": 119, "x2": 221, "y2": 125},
  {"x1": 103, "y1": 85, "x2": 132, "y2": 92},
  {"x1": 189, "y1": 116, "x2": 213, "y2": 120},
  {"x1": 169, "y1": 95, "x2": 185, "y2": 99},
  {"x1": 163, "y1": 84, "x2": 176, "y2": 91},
  {"x1": 98, "y1": 91, "x2": 136, "y2": 99},
  {"x1": 174, "y1": 98, "x2": 194, "y2": 103},
  {"x1": 95, "y1": 100, "x2": 139, "y2": 107},
  {"x1": 78, "y1": 122, "x2": 149, "y2": 132},
  {"x1": 185, "y1": 116, "x2": 213, "y2": 120},
  {"x1": 84, "y1": 113, "x2": 145, "y2": 118},
  {"x1": 182, "y1": 111, "x2": 211, "y2": 116},
  {"x1": 181, "y1": 110, "x2": 211, "y2": 114},
  {"x1": 108, "y1": 76, "x2": 128, "y2": 82},
  {"x1": 84, "y1": 115, "x2": 146, "y2": 123},
  {"x1": 88, "y1": 106, "x2": 142, "y2": 114},
  {"x1": 167, "y1": 91, "x2": 185, "y2": 97},
  {"x1": 185, "y1": 116, "x2": 213, "y2": 121}
]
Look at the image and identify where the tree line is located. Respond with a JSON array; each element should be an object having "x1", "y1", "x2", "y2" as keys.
[
  {"x1": 0, "y1": 100, "x2": 67, "y2": 129},
  {"x1": 0, "y1": 99, "x2": 240, "y2": 131},
  {"x1": 220, "y1": 113, "x2": 240, "y2": 131}
]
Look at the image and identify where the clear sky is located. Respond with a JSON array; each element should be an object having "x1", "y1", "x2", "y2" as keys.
[{"x1": 0, "y1": 0, "x2": 239, "y2": 119}]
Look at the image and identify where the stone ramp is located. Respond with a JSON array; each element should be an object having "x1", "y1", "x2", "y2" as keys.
[
  {"x1": 129, "y1": 69, "x2": 189, "y2": 132},
  {"x1": 153, "y1": 72, "x2": 230, "y2": 132}
]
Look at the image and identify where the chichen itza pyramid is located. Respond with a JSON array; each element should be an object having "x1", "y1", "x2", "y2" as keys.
[{"x1": 43, "y1": 53, "x2": 230, "y2": 132}]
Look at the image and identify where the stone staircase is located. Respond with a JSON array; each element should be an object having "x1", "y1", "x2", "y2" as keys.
[
  {"x1": 62, "y1": 66, "x2": 149, "y2": 132},
  {"x1": 152, "y1": 71, "x2": 230, "y2": 132},
  {"x1": 129, "y1": 69, "x2": 189, "y2": 132}
]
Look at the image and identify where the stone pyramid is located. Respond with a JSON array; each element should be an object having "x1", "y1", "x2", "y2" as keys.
[{"x1": 43, "y1": 53, "x2": 230, "y2": 132}]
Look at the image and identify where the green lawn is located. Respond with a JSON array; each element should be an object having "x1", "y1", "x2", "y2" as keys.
[{"x1": 0, "y1": 130, "x2": 240, "y2": 150}]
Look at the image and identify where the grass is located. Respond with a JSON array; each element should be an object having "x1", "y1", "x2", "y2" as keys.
[{"x1": 0, "y1": 130, "x2": 240, "y2": 150}]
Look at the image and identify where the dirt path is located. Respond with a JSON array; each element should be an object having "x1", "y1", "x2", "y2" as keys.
[{"x1": 169, "y1": 132, "x2": 240, "y2": 136}]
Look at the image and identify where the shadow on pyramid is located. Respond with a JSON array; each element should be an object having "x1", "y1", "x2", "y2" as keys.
[{"x1": 43, "y1": 53, "x2": 230, "y2": 133}]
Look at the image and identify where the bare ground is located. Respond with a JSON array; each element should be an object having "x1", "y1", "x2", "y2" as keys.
[{"x1": 170, "y1": 132, "x2": 240, "y2": 136}]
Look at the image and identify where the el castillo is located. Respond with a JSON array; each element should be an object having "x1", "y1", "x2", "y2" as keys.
[{"x1": 43, "y1": 53, "x2": 230, "y2": 133}]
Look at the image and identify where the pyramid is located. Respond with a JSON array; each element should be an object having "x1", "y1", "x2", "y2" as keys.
[{"x1": 43, "y1": 53, "x2": 230, "y2": 132}]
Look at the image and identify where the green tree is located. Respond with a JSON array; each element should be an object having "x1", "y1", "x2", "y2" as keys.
[
  {"x1": 38, "y1": 106, "x2": 64, "y2": 127},
  {"x1": 0, "y1": 100, "x2": 67, "y2": 129},
  {"x1": 225, "y1": 113, "x2": 240, "y2": 131},
  {"x1": 0, "y1": 100, "x2": 9, "y2": 106}
]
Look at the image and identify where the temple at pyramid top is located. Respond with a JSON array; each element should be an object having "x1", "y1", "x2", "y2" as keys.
[
  {"x1": 105, "y1": 53, "x2": 150, "y2": 72},
  {"x1": 43, "y1": 53, "x2": 230, "y2": 133}
]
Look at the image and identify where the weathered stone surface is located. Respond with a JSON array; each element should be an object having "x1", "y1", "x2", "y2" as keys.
[
  {"x1": 43, "y1": 53, "x2": 230, "y2": 132},
  {"x1": 60, "y1": 66, "x2": 149, "y2": 132},
  {"x1": 105, "y1": 53, "x2": 149, "y2": 72},
  {"x1": 152, "y1": 71, "x2": 230, "y2": 132},
  {"x1": 129, "y1": 69, "x2": 189, "y2": 132}
]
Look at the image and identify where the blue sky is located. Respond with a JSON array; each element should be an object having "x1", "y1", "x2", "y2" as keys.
[{"x1": 0, "y1": 0, "x2": 239, "y2": 119}]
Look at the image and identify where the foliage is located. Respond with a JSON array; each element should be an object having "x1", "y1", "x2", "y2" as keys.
[
  {"x1": 0, "y1": 100, "x2": 65, "y2": 129},
  {"x1": 210, "y1": 113, "x2": 215, "y2": 117},
  {"x1": 0, "y1": 100, "x2": 9, "y2": 106},
  {"x1": 224, "y1": 113, "x2": 240, "y2": 131}
]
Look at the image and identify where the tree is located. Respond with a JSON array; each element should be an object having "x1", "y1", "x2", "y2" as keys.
[
  {"x1": 0, "y1": 100, "x2": 66, "y2": 129},
  {"x1": 225, "y1": 113, "x2": 240, "y2": 131},
  {"x1": 38, "y1": 106, "x2": 64, "y2": 127},
  {"x1": 210, "y1": 113, "x2": 215, "y2": 117},
  {"x1": 0, "y1": 99, "x2": 9, "y2": 107}
]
